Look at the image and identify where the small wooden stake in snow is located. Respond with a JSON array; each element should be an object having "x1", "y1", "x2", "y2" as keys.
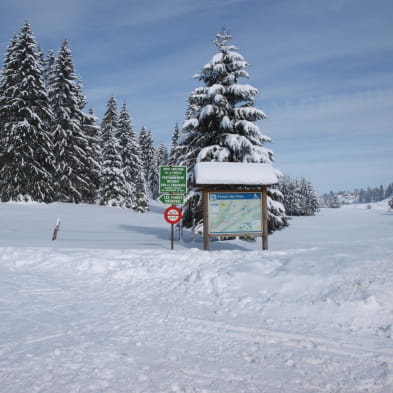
[{"x1": 52, "y1": 218, "x2": 61, "y2": 241}]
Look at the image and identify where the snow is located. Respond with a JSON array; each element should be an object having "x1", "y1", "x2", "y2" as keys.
[
  {"x1": 194, "y1": 161, "x2": 279, "y2": 185},
  {"x1": 0, "y1": 200, "x2": 393, "y2": 392}
]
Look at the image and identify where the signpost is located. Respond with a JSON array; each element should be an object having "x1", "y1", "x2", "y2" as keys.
[
  {"x1": 159, "y1": 166, "x2": 187, "y2": 249},
  {"x1": 164, "y1": 206, "x2": 182, "y2": 250},
  {"x1": 159, "y1": 166, "x2": 187, "y2": 194}
]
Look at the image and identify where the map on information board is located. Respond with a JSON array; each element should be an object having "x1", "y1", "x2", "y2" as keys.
[{"x1": 208, "y1": 192, "x2": 262, "y2": 235}]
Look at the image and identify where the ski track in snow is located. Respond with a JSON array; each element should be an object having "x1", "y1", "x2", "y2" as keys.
[{"x1": 0, "y1": 203, "x2": 393, "y2": 392}]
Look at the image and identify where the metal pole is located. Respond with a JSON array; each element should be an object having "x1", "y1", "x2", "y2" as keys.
[
  {"x1": 171, "y1": 223, "x2": 174, "y2": 250},
  {"x1": 262, "y1": 186, "x2": 268, "y2": 250},
  {"x1": 202, "y1": 186, "x2": 209, "y2": 251}
]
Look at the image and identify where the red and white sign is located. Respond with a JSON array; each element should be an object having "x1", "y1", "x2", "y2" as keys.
[{"x1": 164, "y1": 206, "x2": 182, "y2": 224}]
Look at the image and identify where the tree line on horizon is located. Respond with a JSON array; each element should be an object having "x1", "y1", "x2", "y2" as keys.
[
  {"x1": 321, "y1": 182, "x2": 393, "y2": 207},
  {"x1": 0, "y1": 22, "x2": 321, "y2": 232}
]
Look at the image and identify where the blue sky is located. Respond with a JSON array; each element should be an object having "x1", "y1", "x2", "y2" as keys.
[{"x1": 1, "y1": 0, "x2": 392, "y2": 194}]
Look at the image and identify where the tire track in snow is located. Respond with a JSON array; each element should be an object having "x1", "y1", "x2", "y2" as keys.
[{"x1": 174, "y1": 316, "x2": 393, "y2": 363}]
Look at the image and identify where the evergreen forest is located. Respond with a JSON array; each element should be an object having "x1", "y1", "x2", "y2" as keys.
[{"x1": 0, "y1": 22, "x2": 324, "y2": 230}]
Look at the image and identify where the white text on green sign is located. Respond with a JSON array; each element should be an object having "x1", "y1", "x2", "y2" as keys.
[
  {"x1": 158, "y1": 194, "x2": 185, "y2": 205},
  {"x1": 159, "y1": 166, "x2": 187, "y2": 194},
  {"x1": 208, "y1": 192, "x2": 262, "y2": 235}
]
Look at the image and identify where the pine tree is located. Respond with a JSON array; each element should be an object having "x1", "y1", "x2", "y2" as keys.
[
  {"x1": 117, "y1": 103, "x2": 143, "y2": 208},
  {"x1": 48, "y1": 40, "x2": 93, "y2": 203},
  {"x1": 378, "y1": 184, "x2": 385, "y2": 201},
  {"x1": 43, "y1": 49, "x2": 56, "y2": 88},
  {"x1": 177, "y1": 29, "x2": 287, "y2": 231},
  {"x1": 99, "y1": 130, "x2": 127, "y2": 207},
  {"x1": 148, "y1": 152, "x2": 160, "y2": 200},
  {"x1": 99, "y1": 96, "x2": 128, "y2": 206},
  {"x1": 157, "y1": 144, "x2": 169, "y2": 167},
  {"x1": 279, "y1": 176, "x2": 304, "y2": 216},
  {"x1": 81, "y1": 108, "x2": 101, "y2": 202},
  {"x1": 133, "y1": 170, "x2": 149, "y2": 212},
  {"x1": 0, "y1": 22, "x2": 55, "y2": 202},
  {"x1": 385, "y1": 183, "x2": 393, "y2": 199},
  {"x1": 139, "y1": 127, "x2": 156, "y2": 198},
  {"x1": 147, "y1": 143, "x2": 169, "y2": 201},
  {"x1": 169, "y1": 122, "x2": 181, "y2": 165},
  {"x1": 299, "y1": 178, "x2": 320, "y2": 215},
  {"x1": 0, "y1": 35, "x2": 18, "y2": 157}
]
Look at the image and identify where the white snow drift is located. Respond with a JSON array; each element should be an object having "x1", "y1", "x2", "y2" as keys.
[{"x1": 0, "y1": 200, "x2": 392, "y2": 392}]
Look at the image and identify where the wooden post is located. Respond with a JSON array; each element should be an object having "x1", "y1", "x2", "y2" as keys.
[
  {"x1": 262, "y1": 186, "x2": 268, "y2": 250},
  {"x1": 202, "y1": 186, "x2": 209, "y2": 251},
  {"x1": 52, "y1": 218, "x2": 61, "y2": 241}
]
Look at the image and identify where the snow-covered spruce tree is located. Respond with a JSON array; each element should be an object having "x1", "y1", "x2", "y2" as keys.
[
  {"x1": 0, "y1": 22, "x2": 55, "y2": 202},
  {"x1": 100, "y1": 96, "x2": 118, "y2": 148},
  {"x1": 157, "y1": 144, "x2": 169, "y2": 166},
  {"x1": 169, "y1": 122, "x2": 181, "y2": 164},
  {"x1": 100, "y1": 96, "x2": 126, "y2": 206},
  {"x1": 0, "y1": 34, "x2": 19, "y2": 183},
  {"x1": 133, "y1": 169, "x2": 149, "y2": 212},
  {"x1": 139, "y1": 127, "x2": 156, "y2": 198},
  {"x1": 148, "y1": 152, "x2": 160, "y2": 200},
  {"x1": 100, "y1": 129, "x2": 128, "y2": 207},
  {"x1": 148, "y1": 144, "x2": 168, "y2": 200},
  {"x1": 48, "y1": 40, "x2": 94, "y2": 203},
  {"x1": 385, "y1": 183, "x2": 393, "y2": 199},
  {"x1": 43, "y1": 49, "x2": 56, "y2": 89},
  {"x1": 299, "y1": 178, "x2": 320, "y2": 215},
  {"x1": 117, "y1": 103, "x2": 142, "y2": 208},
  {"x1": 279, "y1": 176, "x2": 303, "y2": 216},
  {"x1": 279, "y1": 176, "x2": 319, "y2": 216},
  {"x1": 177, "y1": 29, "x2": 287, "y2": 232},
  {"x1": 81, "y1": 108, "x2": 101, "y2": 202}
]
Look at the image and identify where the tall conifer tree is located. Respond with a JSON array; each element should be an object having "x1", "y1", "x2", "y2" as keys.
[
  {"x1": 169, "y1": 122, "x2": 181, "y2": 165},
  {"x1": 139, "y1": 127, "x2": 156, "y2": 198},
  {"x1": 177, "y1": 30, "x2": 287, "y2": 231},
  {"x1": 0, "y1": 22, "x2": 55, "y2": 202},
  {"x1": 133, "y1": 171, "x2": 149, "y2": 212},
  {"x1": 48, "y1": 40, "x2": 92, "y2": 202},
  {"x1": 157, "y1": 144, "x2": 169, "y2": 166},
  {"x1": 99, "y1": 96, "x2": 128, "y2": 207},
  {"x1": 81, "y1": 108, "x2": 101, "y2": 202},
  {"x1": 117, "y1": 103, "x2": 144, "y2": 208}
]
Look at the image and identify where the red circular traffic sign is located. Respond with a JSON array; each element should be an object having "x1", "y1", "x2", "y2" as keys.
[{"x1": 164, "y1": 206, "x2": 182, "y2": 224}]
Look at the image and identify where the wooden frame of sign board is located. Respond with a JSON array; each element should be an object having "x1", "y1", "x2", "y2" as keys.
[{"x1": 194, "y1": 163, "x2": 278, "y2": 251}]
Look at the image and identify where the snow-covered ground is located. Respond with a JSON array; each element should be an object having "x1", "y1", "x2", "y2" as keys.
[{"x1": 0, "y1": 200, "x2": 392, "y2": 392}]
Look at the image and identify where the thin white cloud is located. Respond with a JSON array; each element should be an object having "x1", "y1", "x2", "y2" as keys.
[
  {"x1": 112, "y1": 0, "x2": 243, "y2": 28},
  {"x1": 267, "y1": 87, "x2": 393, "y2": 136},
  {"x1": 5, "y1": 0, "x2": 94, "y2": 36}
]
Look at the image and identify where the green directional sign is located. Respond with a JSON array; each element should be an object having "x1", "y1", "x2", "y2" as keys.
[
  {"x1": 159, "y1": 166, "x2": 187, "y2": 194},
  {"x1": 158, "y1": 193, "x2": 185, "y2": 205}
]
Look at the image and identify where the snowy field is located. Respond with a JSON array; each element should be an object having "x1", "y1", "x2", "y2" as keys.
[{"x1": 0, "y1": 200, "x2": 393, "y2": 393}]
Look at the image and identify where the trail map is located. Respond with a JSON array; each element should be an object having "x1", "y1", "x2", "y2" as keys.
[{"x1": 208, "y1": 193, "x2": 262, "y2": 235}]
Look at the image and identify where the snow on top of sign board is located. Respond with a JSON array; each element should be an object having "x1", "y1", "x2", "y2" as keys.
[{"x1": 194, "y1": 162, "x2": 279, "y2": 185}]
